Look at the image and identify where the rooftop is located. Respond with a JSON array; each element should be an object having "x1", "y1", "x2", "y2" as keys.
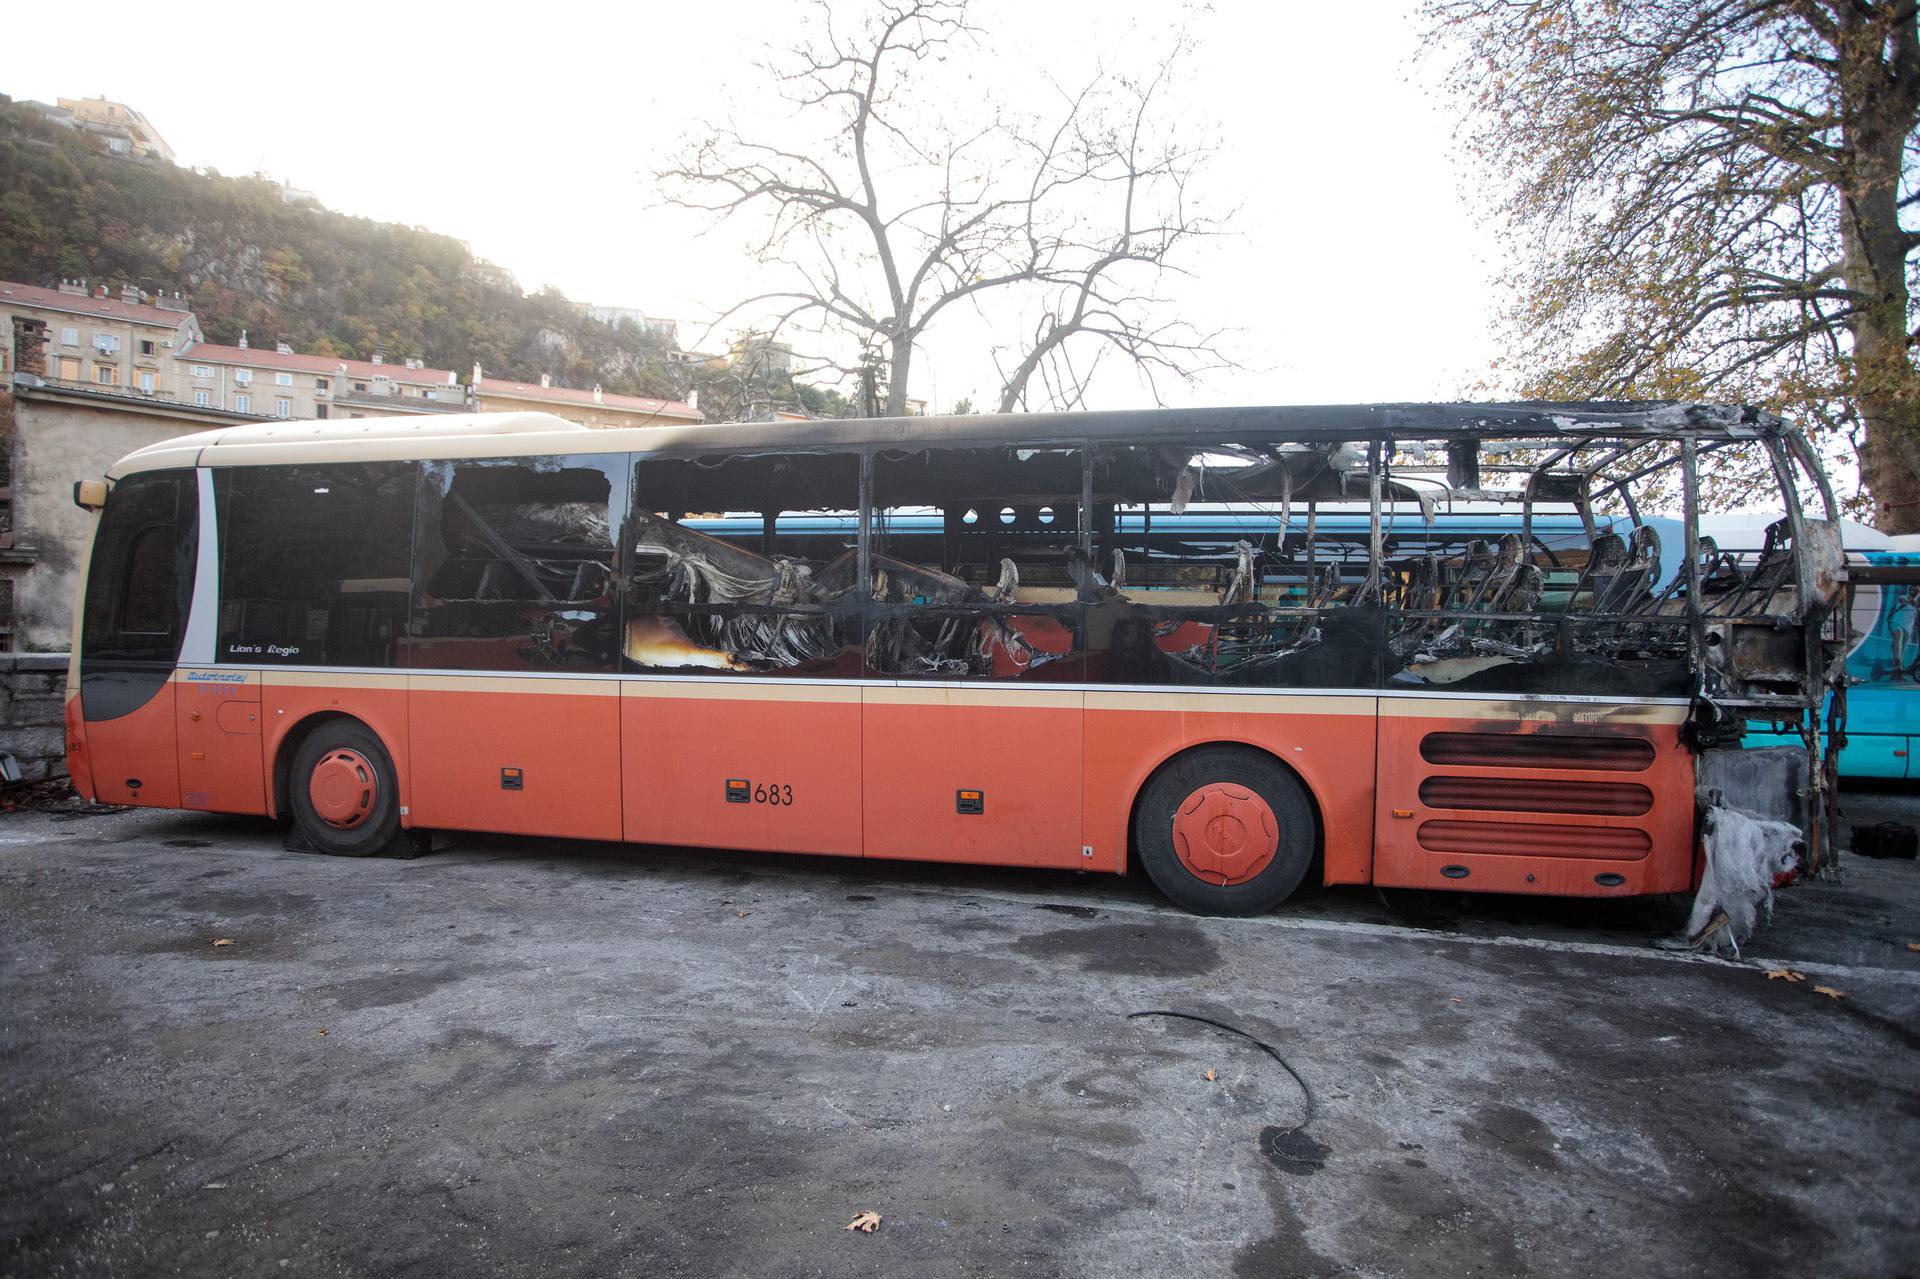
[
  {"x1": 183, "y1": 343, "x2": 457, "y2": 385},
  {"x1": 0, "y1": 280, "x2": 194, "y2": 328},
  {"x1": 473, "y1": 375, "x2": 700, "y2": 421}
]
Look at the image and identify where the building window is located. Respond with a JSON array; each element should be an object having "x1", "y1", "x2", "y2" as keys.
[
  {"x1": 57, "y1": 356, "x2": 81, "y2": 380},
  {"x1": 234, "y1": 369, "x2": 252, "y2": 385},
  {"x1": 236, "y1": 394, "x2": 251, "y2": 414},
  {"x1": 60, "y1": 327, "x2": 79, "y2": 346},
  {"x1": 193, "y1": 390, "x2": 210, "y2": 407},
  {"x1": 275, "y1": 397, "x2": 292, "y2": 418},
  {"x1": 190, "y1": 365, "x2": 214, "y2": 378},
  {"x1": 137, "y1": 369, "x2": 155, "y2": 392},
  {"x1": 315, "y1": 378, "x2": 329, "y2": 394},
  {"x1": 275, "y1": 372, "x2": 293, "y2": 386},
  {"x1": 93, "y1": 333, "x2": 119, "y2": 354},
  {"x1": 95, "y1": 364, "x2": 119, "y2": 386},
  {"x1": 140, "y1": 339, "x2": 156, "y2": 356},
  {"x1": 352, "y1": 381, "x2": 368, "y2": 392},
  {"x1": 315, "y1": 404, "x2": 329, "y2": 419}
]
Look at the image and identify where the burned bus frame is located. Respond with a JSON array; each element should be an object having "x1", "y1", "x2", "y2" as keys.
[{"x1": 646, "y1": 401, "x2": 1843, "y2": 866}]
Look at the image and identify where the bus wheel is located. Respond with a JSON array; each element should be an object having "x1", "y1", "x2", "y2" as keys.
[
  {"x1": 289, "y1": 722, "x2": 400, "y2": 857},
  {"x1": 1135, "y1": 748, "x2": 1314, "y2": 916}
]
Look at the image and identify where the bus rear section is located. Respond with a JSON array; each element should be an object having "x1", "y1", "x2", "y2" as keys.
[{"x1": 68, "y1": 404, "x2": 1845, "y2": 915}]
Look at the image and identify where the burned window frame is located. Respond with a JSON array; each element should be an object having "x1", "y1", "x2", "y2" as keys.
[
  {"x1": 621, "y1": 449, "x2": 865, "y2": 678},
  {"x1": 864, "y1": 445, "x2": 1089, "y2": 682},
  {"x1": 406, "y1": 453, "x2": 629, "y2": 674}
]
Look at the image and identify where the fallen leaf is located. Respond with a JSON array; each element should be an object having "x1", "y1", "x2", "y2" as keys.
[
  {"x1": 845, "y1": 1211, "x2": 881, "y2": 1233},
  {"x1": 317, "y1": 1028, "x2": 329, "y2": 1037},
  {"x1": 1908, "y1": 943, "x2": 1919, "y2": 953},
  {"x1": 1204, "y1": 1068, "x2": 1217, "y2": 1082},
  {"x1": 1812, "y1": 986, "x2": 1845, "y2": 1000},
  {"x1": 736, "y1": 911, "x2": 750, "y2": 919},
  {"x1": 1765, "y1": 968, "x2": 1806, "y2": 982},
  {"x1": 212, "y1": 938, "x2": 234, "y2": 947}
]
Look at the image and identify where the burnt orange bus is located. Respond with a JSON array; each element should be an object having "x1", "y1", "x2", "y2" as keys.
[{"x1": 64, "y1": 404, "x2": 1844, "y2": 914}]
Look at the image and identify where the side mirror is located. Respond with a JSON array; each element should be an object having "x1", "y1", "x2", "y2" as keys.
[{"x1": 73, "y1": 479, "x2": 108, "y2": 511}]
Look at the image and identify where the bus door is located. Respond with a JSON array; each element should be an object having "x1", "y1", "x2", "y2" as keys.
[
  {"x1": 77, "y1": 469, "x2": 197, "y2": 808},
  {"x1": 859, "y1": 450, "x2": 1089, "y2": 869},
  {"x1": 1372, "y1": 698, "x2": 1693, "y2": 896}
]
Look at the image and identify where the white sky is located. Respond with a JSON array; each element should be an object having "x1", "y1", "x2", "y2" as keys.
[{"x1": 10, "y1": 0, "x2": 1504, "y2": 413}]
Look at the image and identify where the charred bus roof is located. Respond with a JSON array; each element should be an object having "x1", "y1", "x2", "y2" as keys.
[{"x1": 104, "y1": 401, "x2": 1785, "y2": 481}]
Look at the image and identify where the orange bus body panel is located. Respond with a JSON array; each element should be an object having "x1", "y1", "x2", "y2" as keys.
[
  {"x1": 259, "y1": 674, "x2": 411, "y2": 822},
  {"x1": 1081, "y1": 692, "x2": 1379, "y2": 882},
  {"x1": 63, "y1": 692, "x2": 96, "y2": 802},
  {"x1": 86, "y1": 681, "x2": 181, "y2": 809},
  {"x1": 862, "y1": 688, "x2": 1085, "y2": 868},
  {"x1": 621, "y1": 683, "x2": 862, "y2": 856},
  {"x1": 1371, "y1": 699, "x2": 1695, "y2": 896},
  {"x1": 409, "y1": 677, "x2": 621, "y2": 841},
  {"x1": 176, "y1": 669, "x2": 266, "y2": 815}
]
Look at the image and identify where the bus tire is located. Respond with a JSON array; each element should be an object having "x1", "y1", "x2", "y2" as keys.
[
  {"x1": 288, "y1": 722, "x2": 401, "y2": 857},
  {"x1": 1134, "y1": 747, "x2": 1314, "y2": 916}
]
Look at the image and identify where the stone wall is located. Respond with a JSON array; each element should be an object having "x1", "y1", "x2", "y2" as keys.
[{"x1": 0, "y1": 652, "x2": 69, "y2": 782}]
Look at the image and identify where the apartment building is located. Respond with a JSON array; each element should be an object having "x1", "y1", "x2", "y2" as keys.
[
  {"x1": 177, "y1": 337, "x2": 460, "y2": 419},
  {"x1": 0, "y1": 280, "x2": 200, "y2": 390}
]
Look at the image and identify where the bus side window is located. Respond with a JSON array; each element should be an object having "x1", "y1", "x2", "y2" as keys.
[
  {"x1": 624, "y1": 452, "x2": 862, "y2": 677},
  {"x1": 866, "y1": 446, "x2": 1086, "y2": 681},
  {"x1": 407, "y1": 455, "x2": 625, "y2": 673},
  {"x1": 1087, "y1": 444, "x2": 1376, "y2": 689},
  {"x1": 215, "y1": 463, "x2": 417, "y2": 667}
]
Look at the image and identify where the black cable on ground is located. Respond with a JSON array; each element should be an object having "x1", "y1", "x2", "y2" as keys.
[{"x1": 1126, "y1": 1009, "x2": 1315, "y2": 1136}]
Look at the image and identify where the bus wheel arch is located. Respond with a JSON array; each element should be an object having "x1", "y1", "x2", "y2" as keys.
[
  {"x1": 272, "y1": 713, "x2": 403, "y2": 856},
  {"x1": 1127, "y1": 742, "x2": 1323, "y2": 916}
]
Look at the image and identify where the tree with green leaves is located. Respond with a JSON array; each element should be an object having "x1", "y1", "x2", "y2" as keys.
[{"x1": 1425, "y1": 0, "x2": 1920, "y2": 528}]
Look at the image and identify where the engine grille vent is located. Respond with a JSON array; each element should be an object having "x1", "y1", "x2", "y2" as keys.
[
  {"x1": 1416, "y1": 820, "x2": 1652, "y2": 860},
  {"x1": 1419, "y1": 776, "x2": 1654, "y2": 817},
  {"x1": 1419, "y1": 732, "x2": 1655, "y2": 772}
]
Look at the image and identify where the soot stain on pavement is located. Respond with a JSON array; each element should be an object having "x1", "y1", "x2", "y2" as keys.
[
  {"x1": 327, "y1": 966, "x2": 468, "y2": 1010},
  {"x1": 1011, "y1": 920, "x2": 1221, "y2": 977},
  {"x1": 1456, "y1": 1103, "x2": 1560, "y2": 1172},
  {"x1": 1259, "y1": 1125, "x2": 1330, "y2": 1175}
]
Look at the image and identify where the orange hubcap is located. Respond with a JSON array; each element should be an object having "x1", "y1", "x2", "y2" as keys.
[
  {"x1": 309, "y1": 749, "x2": 377, "y2": 829},
  {"x1": 1172, "y1": 782, "x2": 1278, "y2": 886}
]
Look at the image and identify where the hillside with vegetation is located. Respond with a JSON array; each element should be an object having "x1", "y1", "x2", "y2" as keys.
[{"x1": 0, "y1": 98, "x2": 844, "y2": 415}]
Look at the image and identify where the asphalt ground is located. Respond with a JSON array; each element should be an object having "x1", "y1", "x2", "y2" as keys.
[{"x1": 2, "y1": 786, "x2": 1917, "y2": 1278}]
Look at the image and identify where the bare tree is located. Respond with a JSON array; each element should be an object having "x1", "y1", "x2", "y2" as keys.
[
  {"x1": 658, "y1": 0, "x2": 1224, "y2": 418},
  {"x1": 1424, "y1": 0, "x2": 1920, "y2": 528}
]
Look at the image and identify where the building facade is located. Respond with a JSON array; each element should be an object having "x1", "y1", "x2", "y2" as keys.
[
  {"x1": 177, "y1": 339, "x2": 460, "y2": 419},
  {"x1": 52, "y1": 97, "x2": 176, "y2": 162},
  {"x1": 0, "y1": 280, "x2": 200, "y2": 392}
]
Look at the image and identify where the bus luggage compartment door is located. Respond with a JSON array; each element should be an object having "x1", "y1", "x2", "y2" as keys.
[
  {"x1": 175, "y1": 669, "x2": 266, "y2": 814},
  {"x1": 1372, "y1": 698, "x2": 1694, "y2": 896},
  {"x1": 408, "y1": 675, "x2": 622, "y2": 841},
  {"x1": 860, "y1": 686, "x2": 1085, "y2": 869},
  {"x1": 620, "y1": 680, "x2": 863, "y2": 857}
]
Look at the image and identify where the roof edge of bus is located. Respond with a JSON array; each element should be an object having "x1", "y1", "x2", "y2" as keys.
[
  {"x1": 103, "y1": 411, "x2": 589, "y2": 479},
  {"x1": 98, "y1": 400, "x2": 1786, "y2": 480}
]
